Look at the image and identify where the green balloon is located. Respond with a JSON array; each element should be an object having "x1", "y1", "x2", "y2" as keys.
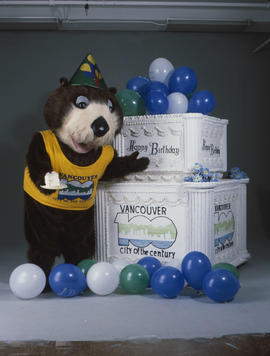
[
  {"x1": 77, "y1": 259, "x2": 96, "y2": 276},
  {"x1": 116, "y1": 89, "x2": 146, "y2": 117},
  {"x1": 120, "y1": 264, "x2": 149, "y2": 294},
  {"x1": 212, "y1": 262, "x2": 240, "y2": 279}
]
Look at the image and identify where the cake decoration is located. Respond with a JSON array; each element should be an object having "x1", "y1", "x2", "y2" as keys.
[
  {"x1": 184, "y1": 162, "x2": 219, "y2": 182},
  {"x1": 184, "y1": 164, "x2": 248, "y2": 183},
  {"x1": 229, "y1": 167, "x2": 248, "y2": 179}
]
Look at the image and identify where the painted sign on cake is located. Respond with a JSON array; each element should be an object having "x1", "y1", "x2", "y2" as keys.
[
  {"x1": 201, "y1": 138, "x2": 221, "y2": 157},
  {"x1": 214, "y1": 203, "x2": 235, "y2": 254},
  {"x1": 125, "y1": 129, "x2": 184, "y2": 171},
  {"x1": 105, "y1": 196, "x2": 187, "y2": 261},
  {"x1": 199, "y1": 120, "x2": 226, "y2": 171},
  {"x1": 113, "y1": 207, "x2": 179, "y2": 260},
  {"x1": 115, "y1": 213, "x2": 177, "y2": 249}
]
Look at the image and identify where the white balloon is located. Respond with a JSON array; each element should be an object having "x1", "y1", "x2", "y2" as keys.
[
  {"x1": 149, "y1": 57, "x2": 174, "y2": 85},
  {"x1": 9, "y1": 263, "x2": 46, "y2": 299},
  {"x1": 167, "y1": 92, "x2": 188, "y2": 114},
  {"x1": 86, "y1": 262, "x2": 119, "y2": 295},
  {"x1": 111, "y1": 258, "x2": 132, "y2": 273}
]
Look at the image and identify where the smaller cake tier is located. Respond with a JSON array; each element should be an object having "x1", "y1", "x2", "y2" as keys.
[{"x1": 114, "y1": 113, "x2": 228, "y2": 175}]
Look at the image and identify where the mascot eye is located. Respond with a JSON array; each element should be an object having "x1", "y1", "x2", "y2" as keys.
[
  {"x1": 75, "y1": 96, "x2": 89, "y2": 109},
  {"x1": 108, "y1": 99, "x2": 114, "y2": 113}
]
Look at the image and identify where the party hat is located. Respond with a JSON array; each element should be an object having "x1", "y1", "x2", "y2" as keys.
[{"x1": 69, "y1": 53, "x2": 107, "y2": 89}]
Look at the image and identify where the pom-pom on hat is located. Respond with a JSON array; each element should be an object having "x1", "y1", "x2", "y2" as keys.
[{"x1": 69, "y1": 53, "x2": 107, "y2": 90}]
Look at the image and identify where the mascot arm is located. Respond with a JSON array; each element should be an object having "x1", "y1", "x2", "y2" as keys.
[
  {"x1": 102, "y1": 150, "x2": 149, "y2": 181},
  {"x1": 26, "y1": 132, "x2": 55, "y2": 194}
]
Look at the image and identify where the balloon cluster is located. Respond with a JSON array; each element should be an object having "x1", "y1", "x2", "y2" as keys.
[
  {"x1": 116, "y1": 57, "x2": 216, "y2": 117},
  {"x1": 181, "y1": 252, "x2": 240, "y2": 302},
  {"x1": 9, "y1": 252, "x2": 240, "y2": 303},
  {"x1": 140, "y1": 253, "x2": 240, "y2": 302}
]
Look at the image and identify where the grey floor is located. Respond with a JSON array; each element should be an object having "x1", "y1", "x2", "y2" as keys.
[{"x1": 0, "y1": 237, "x2": 270, "y2": 342}]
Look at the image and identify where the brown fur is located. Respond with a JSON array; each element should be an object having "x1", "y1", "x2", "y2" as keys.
[{"x1": 44, "y1": 80, "x2": 123, "y2": 134}]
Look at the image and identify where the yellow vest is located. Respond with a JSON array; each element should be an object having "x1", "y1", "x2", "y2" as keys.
[{"x1": 24, "y1": 130, "x2": 114, "y2": 210}]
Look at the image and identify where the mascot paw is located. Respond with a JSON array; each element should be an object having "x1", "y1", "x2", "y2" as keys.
[
  {"x1": 128, "y1": 151, "x2": 150, "y2": 172},
  {"x1": 40, "y1": 186, "x2": 56, "y2": 195}
]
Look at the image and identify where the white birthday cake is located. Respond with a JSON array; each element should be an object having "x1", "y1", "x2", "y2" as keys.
[{"x1": 95, "y1": 113, "x2": 250, "y2": 267}]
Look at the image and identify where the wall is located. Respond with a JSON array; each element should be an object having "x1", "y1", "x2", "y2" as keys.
[{"x1": 0, "y1": 30, "x2": 269, "y2": 252}]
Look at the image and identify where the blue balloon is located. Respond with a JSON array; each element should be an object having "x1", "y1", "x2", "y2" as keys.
[
  {"x1": 151, "y1": 266, "x2": 185, "y2": 298},
  {"x1": 203, "y1": 269, "x2": 240, "y2": 303},
  {"x1": 188, "y1": 90, "x2": 216, "y2": 114},
  {"x1": 49, "y1": 263, "x2": 87, "y2": 298},
  {"x1": 168, "y1": 66, "x2": 197, "y2": 95},
  {"x1": 145, "y1": 91, "x2": 168, "y2": 115},
  {"x1": 181, "y1": 251, "x2": 212, "y2": 291},
  {"x1": 147, "y1": 81, "x2": 169, "y2": 97},
  {"x1": 126, "y1": 76, "x2": 150, "y2": 95},
  {"x1": 137, "y1": 257, "x2": 162, "y2": 286},
  {"x1": 138, "y1": 82, "x2": 150, "y2": 100}
]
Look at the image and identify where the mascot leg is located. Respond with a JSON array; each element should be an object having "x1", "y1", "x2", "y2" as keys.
[
  {"x1": 24, "y1": 195, "x2": 96, "y2": 291},
  {"x1": 61, "y1": 207, "x2": 96, "y2": 265},
  {"x1": 24, "y1": 194, "x2": 61, "y2": 290}
]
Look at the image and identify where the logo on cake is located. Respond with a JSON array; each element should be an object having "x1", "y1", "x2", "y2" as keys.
[
  {"x1": 214, "y1": 211, "x2": 235, "y2": 253},
  {"x1": 114, "y1": 213, "x2": 177, "y2": 249},
  {"x1": 58, "y1": 180, "x2": 94, "y2": 201}
]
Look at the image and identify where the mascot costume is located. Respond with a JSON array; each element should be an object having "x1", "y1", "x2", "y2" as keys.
[{"x1": 23, "y1": 53, "x2": 149, "y2": 287}]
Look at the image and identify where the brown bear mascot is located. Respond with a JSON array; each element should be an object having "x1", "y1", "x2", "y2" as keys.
[{"x1": 23, "y1": 54, "x2": 149, "y2": 286}]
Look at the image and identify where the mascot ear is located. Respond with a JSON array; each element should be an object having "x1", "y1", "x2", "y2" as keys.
[
  {"x1": 59, "y1": 77, "x2": 69, "y2": 87},
  {"x1": 109, "y1": 87, "x2": 117, "y2": 95}
]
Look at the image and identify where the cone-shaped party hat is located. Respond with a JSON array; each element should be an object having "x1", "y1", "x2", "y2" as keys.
[{"x1": 69, "y1": 53, "x2": 107, "y2": 89}]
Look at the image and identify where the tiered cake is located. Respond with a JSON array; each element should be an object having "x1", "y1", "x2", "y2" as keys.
[{"x1": 95, "y1": 113, "x2": 250, "y2": 267}]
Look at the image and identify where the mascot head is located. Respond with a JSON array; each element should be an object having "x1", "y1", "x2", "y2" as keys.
[{"x1": 44, "y1": 53, "x2": 123, "y2": 153}]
